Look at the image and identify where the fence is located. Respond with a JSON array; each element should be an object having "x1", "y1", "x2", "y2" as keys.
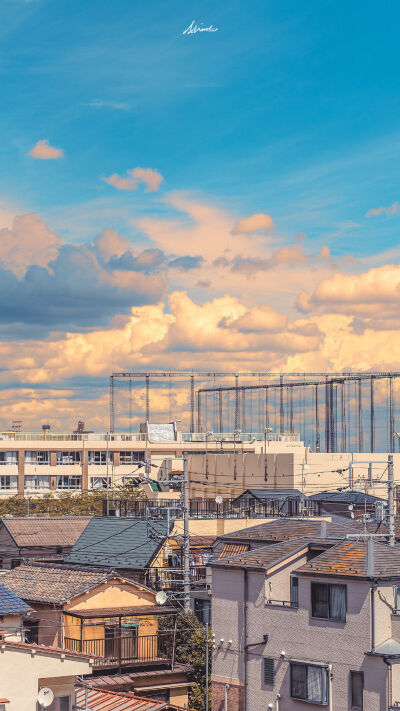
[
  {"x1": 64, "y1": 632, "x2": 172, "y2": 667},
  {"x1": 103, "y1": 497, "x2": 322, "y2": 518}
]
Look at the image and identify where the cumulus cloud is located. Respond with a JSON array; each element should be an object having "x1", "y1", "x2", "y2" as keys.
[
  {"x1": 28, "y1": 140, "x2": 64, "y2": 160},
  {"x1": 231, "y1": 245, "x2": 306, "y2": 274},
  {"x1": 366, "y1": 201, "x2": 400, "y2": 217},
  {"x1": 104, "y1": 167, "x2": 163, "y2": 192},
  {"x1": 220, "y1": 305, "x2": 288, "y2": 333},
  {"x1": 169, "y1": 255, "x2": 204, "y2": 270},
  {"x1": 109, "y1": 249, "x2": 165, "y2": 273},
  {"x1": 0, "y1": 213, "x2": 61, "y2": 277},
  {"x1": 232, "y1": 213, "x2": 274, "y2": 234}
]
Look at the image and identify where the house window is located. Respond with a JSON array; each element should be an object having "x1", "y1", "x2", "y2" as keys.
[
  {"x1": 24, "y1": 475, "x2": 50, "y2": 490},
  {"x1": 311, "y1": 582, "x2": 346, "y2": 621},
  {"x1": 194, "y1": 598, "x2": 211, "y2": 624},
  {"x1": 88, "y1": 451, "x2": 111, "y2": 465},
  {"x1": 25, "y1": 451, "x2": 50, "y2": 465},
  {"x1": 56, "y1": 451, "x2": 81, "y2": 465},
  {"x1": 290, "y1": 576, "x2": 299, "y2": 607},
  {"x1": 394, "y1": 586, "x2": 400, "y2": 614},
  {"x1": 57, "y1": 475, "x2": 82, "y2": 490},
  {"x1": 24, "y1": 619, "x2": 39, "y2": 644},
  {"x1": 46, "y1": 696, "x2": 70, "y2": 711},
  {"x1": 0, "y1": 452, "x2": 17, "y2": 465},
  {"x1": 351, "y1": 671, "x2": 364, "y2": 710},
  {"x1": 291, "y1": 662, "x2": 329, "y2": 705},
  {"x1": 0, "y1": 476, "x2": 17, "y2": 490},
  {"x1": 263, "y1": 657, "x2": 275, "y2": 685}
]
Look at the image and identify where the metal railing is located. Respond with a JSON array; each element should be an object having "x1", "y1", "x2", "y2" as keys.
[
  {"x1": 104, "y1": 497, "x2": 322, "y2": 518},
  {"x1": 64, "y1": 632, "x2": 172, "y2": 667},
  {"x1": 0, "y1": 430, "x2": 300, "y2": 443},
  {"x1": 266, "y1": 599, "x2": 298, "y2": 608}
]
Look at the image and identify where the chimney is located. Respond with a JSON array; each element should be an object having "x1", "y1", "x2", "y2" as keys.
[
  {"x1": 320, "y1": 520, "x2": 327, "y2": 538},
  {"x1": 367, "y1": 539, "x2": 374, "y2": 578}
]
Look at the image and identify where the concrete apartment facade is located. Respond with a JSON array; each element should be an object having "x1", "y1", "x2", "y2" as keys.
[{"x1": 211, "y1": 536, "x2": 400, "y2": 711}]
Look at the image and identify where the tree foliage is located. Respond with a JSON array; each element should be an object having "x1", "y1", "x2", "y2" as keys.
[
  {"x1": 0, "y1": 486, "x2": 145, "y2": 517},
  {"x1": 160, "y1": 612, "x2": 212, "y2": 711}
]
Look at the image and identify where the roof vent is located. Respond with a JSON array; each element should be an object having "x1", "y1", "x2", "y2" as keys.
[{"x1": 320, "y1": 521, "x2": 327, "y2": 538}]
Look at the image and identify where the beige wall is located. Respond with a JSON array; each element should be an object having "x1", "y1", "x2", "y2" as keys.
[{"x1": 0, "y1": 644, "x2": 92, "y2": 711}]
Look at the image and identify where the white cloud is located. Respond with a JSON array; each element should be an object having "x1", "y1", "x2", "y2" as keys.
[
  {"x1": 232, "y1": 213, "x2": 274, "y2": 234},
  {"x1": 104, "y1": 167, "x2": 164, "y2": 192},
  {"x1": 28, "y1": 140, "x2": 64, "y2": 160}
]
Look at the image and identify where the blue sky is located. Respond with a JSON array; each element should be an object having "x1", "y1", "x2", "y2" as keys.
[{"x1": 1, "y1": 0, "x2": 400, "y2": 429}]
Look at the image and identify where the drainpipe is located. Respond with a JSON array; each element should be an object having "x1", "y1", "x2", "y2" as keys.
[
  {"x1": 244, "y1": 569, "x2": 248, "y2": 711},
  {"x1": 328, "y1": 664, "x2": 333, "y2": 711},
  {"x1": 224, "y1": 683, "x2": 229, "y2": 711},
  {"x1": 383, "y1": 657, "x2": 392, "y2": 709},
  {"x1": 370, "y1": 582, "x2": 377, "y2": 653},
  {"x1": 367, "y1": 539, "x2": 377, "y2": 654}
]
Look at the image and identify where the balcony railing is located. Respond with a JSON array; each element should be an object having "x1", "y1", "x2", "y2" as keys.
[
  {"x1": 145, "y1": 566, "x2": 207, "y2": 591},
  {"x1": 64, "y1": 632, "x2": 173, "y2": 667}
]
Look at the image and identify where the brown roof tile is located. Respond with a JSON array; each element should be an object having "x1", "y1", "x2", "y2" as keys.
[
  {"x1": 217, "y1": 518, "x2": 364, "y2": 543},
  {"x1": 211, "y1": 538, "x2": 314, "y2": 571},
  {"x1": 1, "y1": 564, "x2": 115, "y2": 604},
  {"x1": 296, "y1": 540, "x2": 400, "y2": 579},
  {"x1": 2, "y1": 517, "x2": 91, "y2": 547}
]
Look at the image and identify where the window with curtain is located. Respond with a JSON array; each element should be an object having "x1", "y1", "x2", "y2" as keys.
[
  {"x1": 291, "y1": 662, "x2": 328, "y2": 705},
  {"x1": 351, "y1": 671, "x2": 364, "y2": 710},
  {"x1": 311, "y1": 582, "x2": 346, "y2": 621},
  {"x1": 290, "y1": 576, "x2": 299, "y2": 607}
]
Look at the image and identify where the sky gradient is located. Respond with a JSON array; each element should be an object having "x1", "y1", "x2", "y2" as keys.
[{"x1": 1, "y1": 0, "x2": 400, "y2": 430}]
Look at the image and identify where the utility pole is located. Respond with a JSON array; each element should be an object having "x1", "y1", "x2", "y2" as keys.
[
  {"x1": 388, "y1": 453, "x2": 395, "y2": 546},
  {"x1": 183, "y1": 456, "x2": 190, "y2": 612},
  {"x1": 205, "y1": 620, "x2": 209, "y2": 711}
]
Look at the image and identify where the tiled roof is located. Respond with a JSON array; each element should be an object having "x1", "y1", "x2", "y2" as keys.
[
  {"x1": 296, "y1": 540, "x2": 400, "y2": 579},
  {"x1": 218, "y1": 543, "x2": 250, "y2": 559},
  {"x1": 65, "y1": 517, "x2": 171, "y2": 569},
  {"x1": 0, "y1": 584, "x2": 33, "y2": 615},
  {"x1": 86, "y1": 664, "x2": 191, "y2": 688},
  {"x1": 233, "y1": 489, "x2": 304, "y2": 501},
  {"x1": 218, "y1": 518, "x2": 364, "y2": 543},
  {"x1": 1, "y1": 639, "x2": 94, "y2": 660},
  {"x1": 1, "y1": 564, "x2": 117, "y2": 604},
  {"x1": 2, "y1": 517, "x2": 91, "y2": 547},
  {"x1": 308, "y1": 490, "x2": 385, "y2": 504},
  {"x1": 75, "y1": 687, "x2": 186, "y2": 711},
  {"x1": 211, "y1": 538, "x2": 314, "y2": 571}
]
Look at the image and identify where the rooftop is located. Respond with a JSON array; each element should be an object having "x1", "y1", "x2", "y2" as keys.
[
  {"x1": 1, "y1": 563, "x2": 131, "y2": 604},
  {"x1": 217, "y1": 517, "x2": 364, "y2": 543},
  {"x1": 296, "y1": 540, "x2": 400, "y2": 580},
  {"x1": 75, "y1": 687, "x2": 186, "y2": 711},
  {"x1": 0, "y1": 584, "x2": 33, "y2": 615},
  {"x1": 233, "y1": 488, "x2": 305, "y2": 501},
  {"x1": 65, "y1": 517, "x2": 172, "y2": 570},
  {"x1": 1, "y1": 517, "x2": 91, "y2": 548},
  {"x1": 211, "y1": 538, "x2": 313, "y2": 571}
]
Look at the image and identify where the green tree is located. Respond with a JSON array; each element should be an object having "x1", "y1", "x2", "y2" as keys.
[
  {"x1": 0, "y1": 486, "x2": 145, "y2": 517},
  {"x1": 160, "y1": 612, "x2": 212, "y2": 711}
]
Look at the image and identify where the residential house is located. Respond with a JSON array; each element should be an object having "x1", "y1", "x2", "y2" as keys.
[
  {"x1": 0, "y1": 638, "x2": 94, "y2": 711},
  {"x1": 1, "y1": 562, "x2": 190, "y2": 706},
  {"x1": 307, "y1": 490, "x2": 386, "y2": 519},
  {"x1": 0, "y1": 583, "x2": 33, "y2": 641},
  {"x1": 0, "y1": 517, "x2": 91, "y2": 569},
  {"x1": 211, "y1": 536, "x2": 400, "y2": 710},
  {"x1": 75, "y1": 681, "x2": 190, "y2": 709},
  {"x1": 231, "y1": 489, "x2": 313, "y2": 516}
]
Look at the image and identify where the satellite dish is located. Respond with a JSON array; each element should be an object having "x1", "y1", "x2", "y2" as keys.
[
  {"x1": 215, "y1": 495, "x2": 223, "y2": 505},
  {"x1": 156, "y1": 590, "x2": 167, "y2": 605},
  {"x1": 37, "y1": 688, "x2": 54, "y2": 708}
]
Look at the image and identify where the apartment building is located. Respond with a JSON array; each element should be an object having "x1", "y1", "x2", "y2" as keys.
[
  {"x1": 0, "y1": 428, "x2": 268, "y2": 497},
  {"x1": 211, "y1": 535, "x2": 400, "y2": 711}
]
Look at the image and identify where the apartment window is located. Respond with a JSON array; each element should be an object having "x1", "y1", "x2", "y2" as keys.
[
  {"x1": 0, "y1": 452, "x2": 17, "y2": 465},
  {"x1": 290, "y1": 576, "x2": 299, "y2": 607},
  {"x1": 25, "y1": 451, "x2": 50, "y2": 465},
  {"x1": 88, "y1": 451, "x2": 111, "y2": 465},
  {"x1": 311, "y1": 582, "x2": 346, "y2": 621},
  {"x1": 0, "y1": 476, "x2": 17, "y2": 490},
  {"x1": 24, "y1": 475, "x2": 50, "y2": 490},
  {"x1": 119, "y1": 451, "x2": 142, "y2": 464},
  {"x1": 194, "y1": 598, "x2": 211, "y2": 624},
  {"x1": 91, "y1": 477, "x2": 111, "y2": 490},
  {"x1": 350, "y1": 671, "x2": 364, "y2": 710},
  {"x1": 263, "y1": 657, "x2": 275, "y2": 685},
  {"x1": 57, "y1": 475, "x2": 81, "y2": 490},
  {"x1": 56, "y1": 451, "x2": 81, "y2": 465},
  {"x1": 291, "y1": 662, "x2": 328, "y2": 705}
]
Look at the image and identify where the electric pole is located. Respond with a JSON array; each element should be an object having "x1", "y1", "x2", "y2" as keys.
[
  {"x1": 183, "y1": 456, "x2": 191, "y2": 612},
  {"x1": 388, "y1": 453, "x2": 395, "y2": 546}
]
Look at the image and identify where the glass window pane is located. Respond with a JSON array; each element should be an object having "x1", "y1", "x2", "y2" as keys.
[
  {"x1": 312, "y1": 583, "x2": 329, "y2": 618},
  {"x1": 291, "y1": 663, "x2": 307, "y2": 700},
  {"x1": 330, "y1": 585, "x2": 346, "y2": 621},
  {"x1": 351, "y1": 671, "x2": 363, "y2": 709},
  {"x1": 307, "y1": 666, "x2": 327, "y2": 704}
]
